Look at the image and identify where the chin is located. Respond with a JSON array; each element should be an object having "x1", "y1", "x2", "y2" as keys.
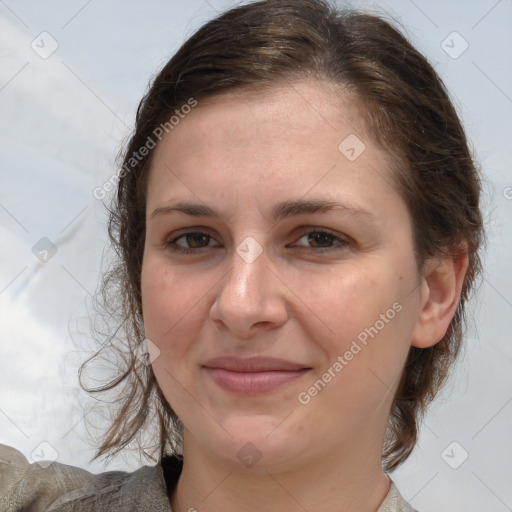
[{"x1": 194, "y1": 415, "x2": 313, "y2": 473}]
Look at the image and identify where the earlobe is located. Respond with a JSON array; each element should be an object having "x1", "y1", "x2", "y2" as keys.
[{"x1": 411, "y1": 252, "x2": 469, "y2": 349}]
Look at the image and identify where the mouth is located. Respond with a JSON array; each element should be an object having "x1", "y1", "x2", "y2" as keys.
[{"x1": 202, "y1": 356, "x2": 312, "y2": 394}]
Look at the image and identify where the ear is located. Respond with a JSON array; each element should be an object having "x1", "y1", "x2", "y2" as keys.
[{"x1": 411, "y1": 250, "x2": 469, "y2": 348}]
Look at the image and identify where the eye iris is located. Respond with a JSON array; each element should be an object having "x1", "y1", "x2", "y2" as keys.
[
  {"x1": 308, "y1": 232, "x2": 333, "y2": 248},
  {"x1": 177, "y1": 231, "x2": 339, "y2": 250},
  {"x1": 186, "y1": 233, "x2": 209, "y2": 248}
]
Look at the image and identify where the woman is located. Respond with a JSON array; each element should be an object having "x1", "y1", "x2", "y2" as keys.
[{"x1": 0, "y1": 0, "x2": 484, "y2": 511}]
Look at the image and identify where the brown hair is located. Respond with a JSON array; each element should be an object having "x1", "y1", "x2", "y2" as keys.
[{"x1": 80, "y1": 0, "x2": 484, "y2": 472}]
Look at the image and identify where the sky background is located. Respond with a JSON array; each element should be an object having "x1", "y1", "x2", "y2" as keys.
[{"x1": 0, "y1": 1, "x2": 511, "y2": 511}]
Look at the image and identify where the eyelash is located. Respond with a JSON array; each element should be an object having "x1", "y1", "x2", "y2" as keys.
[{"x1": 165, "y1": 229, "x2": 351, "y2": 255}]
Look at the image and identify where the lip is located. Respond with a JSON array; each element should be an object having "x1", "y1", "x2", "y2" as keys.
[
  {"x1": 203, "y1": 356, "x2": 311, "y2": 394},
  {"x1": 203, "y1": 356, "x2": 309, "y2": 372}
]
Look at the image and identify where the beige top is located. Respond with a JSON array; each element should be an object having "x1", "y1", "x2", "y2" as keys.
[{"x1": 0, "y1": 443, "x2": 418, "y2": 511}]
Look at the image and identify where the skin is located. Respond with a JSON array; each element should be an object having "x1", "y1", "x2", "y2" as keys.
[{"x1": 140, "y1": 78, "x2": 468, "y2": 512}]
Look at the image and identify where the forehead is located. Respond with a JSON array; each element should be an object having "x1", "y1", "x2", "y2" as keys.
[
  {"x1": 146, "y1": 79, "x2": 403, "y2": 224},
  {"x1": 181, "y1": 79, "x2": 364, "y2": 146}
]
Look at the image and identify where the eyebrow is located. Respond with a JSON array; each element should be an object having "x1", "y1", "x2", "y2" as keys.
[{"x1": 150, "y1": 199, "x2": 377, "y2": 223}]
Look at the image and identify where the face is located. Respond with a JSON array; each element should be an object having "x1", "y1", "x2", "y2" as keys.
[{"x1": 141, "y1": 79, "x2": 425, "y2": 472}]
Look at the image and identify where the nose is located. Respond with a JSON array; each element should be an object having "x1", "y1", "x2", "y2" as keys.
[{"x1": 209, "y1": 240, "x2": 289, "y2": 337}]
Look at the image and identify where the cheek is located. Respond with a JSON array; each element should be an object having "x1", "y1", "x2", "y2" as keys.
[
  {"x1": 141, "y1": 257, "x2": 212, "y2": 357},
  {"x1": 298, "y1": 277, "x2": 411, "y2": 417},
  {"x1": 293, "y1": 262, "x2": 413, "y2": 392},
  {"x1": 290, "y1": 262, "x2": 402, "y2": 345}
]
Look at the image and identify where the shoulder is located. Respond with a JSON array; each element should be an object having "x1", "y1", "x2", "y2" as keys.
[
  {"x1": 378, "y1": 478, "x2": 421, "y2": 512},
  {"x1": 0, "y1": 443, "x2": 173, "y2": 512}
]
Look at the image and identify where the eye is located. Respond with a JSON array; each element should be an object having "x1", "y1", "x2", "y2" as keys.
[
  {"x1": 292, "y1": 229, "x2": 351, "y2": 252},
  {"x1": 166, "y1": 231, "x2": 220, "y2": 254},
  {"x1": 165, "y1": 228, "x2": 351, "y2": 256}
]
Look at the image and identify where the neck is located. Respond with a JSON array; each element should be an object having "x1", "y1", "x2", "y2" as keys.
[{"x1": 169, "y1": 430, "x2": 391, "y2": 512}]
